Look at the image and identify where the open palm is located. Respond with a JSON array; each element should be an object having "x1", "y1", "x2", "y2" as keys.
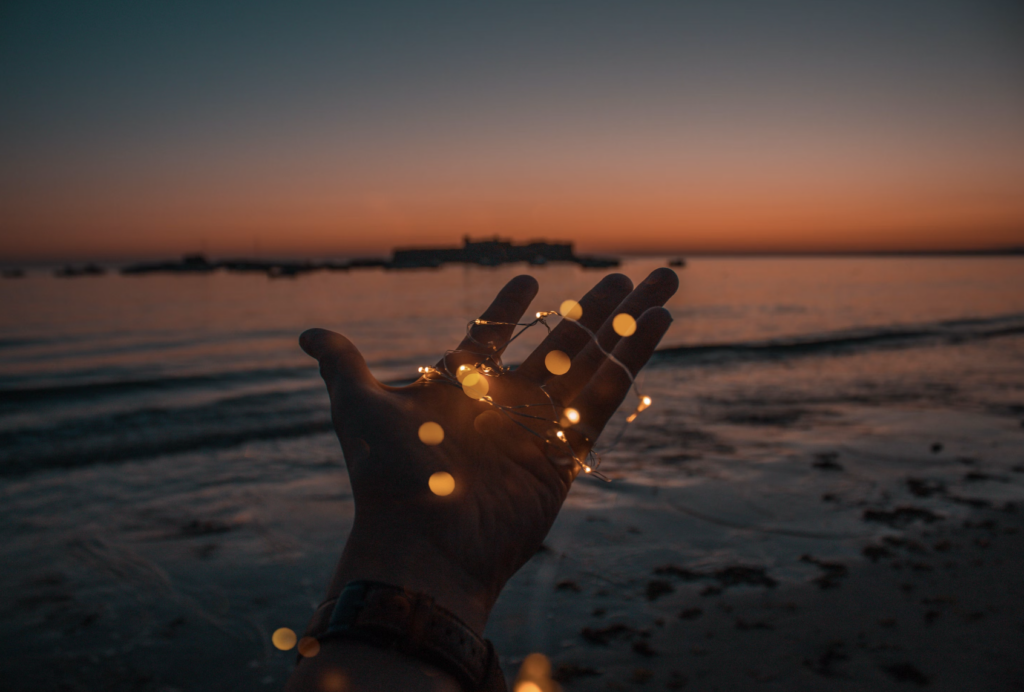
[{"x1": 299, "y1": 269, "x2": 678, "y2": 633}]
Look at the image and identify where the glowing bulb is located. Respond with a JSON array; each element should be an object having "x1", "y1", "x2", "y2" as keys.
[
  {"x1": 418, "y1": 421, "x2": 444, "y2": 445},
  {"x1": 461, "y1": 372, "x2": 489, "y2": 399},
  {"x1": 297, "y1": 636, "x2": 321, "y2": 658},
  {"x1": 544, "y1": 350, "x2": 571, "y2": 376},
  {"x1": 584, "y1": 465, "x2": 592, "y2": 473},
  {"x1": 515, "y1": 683, "x2": 542, "y2": 692},
  {"x1": 272, "y1": 627, "x2": 297, "y2": 651},
  {"x1": 429, "y1": 471, "x2": 455, "y2": 496},
  {"x1": 637, "y1": 395, "x2": 652, "y2": 412},
  {"x1": 559, "y1": 299, "x2": 583, "y2": 321},
  {"x1": 556, "y1": 430, "x2": 567, "y2": 441},
  {"x1": 456, "y1": 364, "x2": 476, "y2": 383},
  {"x1": 626, "y1": 413, "x2": 638, "y2": 423},
  {"x1": 536, "y1": 312, "x2": 543, "y2": 319},
  {"x1": 612, "y1": 313, "x2": 637, "y2": 337},
  {"x1": 564, "y1": 407, "x2": 580, "y2": 424}
]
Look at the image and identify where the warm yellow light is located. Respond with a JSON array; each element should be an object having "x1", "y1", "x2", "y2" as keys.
[
  {"x1": 612, "y1": 313, "x2": 637, "y2": 337},
  {"x1": 429, "y1": 471, "x2": 455, "y2": 496},
  {"x1": 272, "y1": 627, "x2": 297, "y2": 651},
  {"x1": 642, "y1": 396, "x2": 652, "y2": 406},
  {"x1": 418, "y1": 422, "x2": 444, "y2": 445},
  {"x1": 637, "y1": 395, "x2": 652, "y2": 412},
  {"x1": 584, "y1": 465, "x2": 592, "y2": 473},
  {"x1": 456, "y1": 364, "x2": 476, "y2": 383},
  {"x1": 517, "y1": 653, "x2": 551, "y2": 683},
  {"x1": 515, "y1": 683, "x2": 542, "y2": 692},
  {"x1": 556, "y1": 430, "x2": 567, "y2": 441},
  {"x1": 462, "y1": 372, "x2": 489, "y2": 399},
  {"x1": 298, "y1": 636, "x2": 321, "y2": 658},
  {"x1": 559, "y1": 299, "x2": 583, "y2": 321},
  {"x1": 626, "y1": 413, "x2": 638, "y2": 423},
  {"x1": 544, "y1": 350, "x2": 571, "y2": 375},
  {"x1": 536, "y1": 312, "x2": 543, "y2": 319},
  {"x1": 564, "y1": 407, "x2": 580, "y2": 424}
]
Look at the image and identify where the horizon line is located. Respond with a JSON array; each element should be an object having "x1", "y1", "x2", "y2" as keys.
[{"x1": 4, "y1": 246, "x2": 1024, "y2": 268}]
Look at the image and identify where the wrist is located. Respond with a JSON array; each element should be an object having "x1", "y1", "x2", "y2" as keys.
[{"x1": 320, "y1": 518, "x2": 494, "y2": 636}]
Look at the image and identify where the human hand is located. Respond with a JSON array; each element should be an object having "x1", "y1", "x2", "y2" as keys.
[{"x1": 298, "y1": 269, "x2": 678, "y2": 634}]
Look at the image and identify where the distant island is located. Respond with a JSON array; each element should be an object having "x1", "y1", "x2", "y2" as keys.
[
  {"x1": 118, "y1": 236, "x2": 620, "y2": 277},
  {"x1": 391, "y1": 236, "x2": 618, "y2": 269}
]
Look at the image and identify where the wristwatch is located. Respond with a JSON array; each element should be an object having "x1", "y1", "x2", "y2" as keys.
[{"x1": 301, "y1": 580, "x2": 507, "y2": 692}]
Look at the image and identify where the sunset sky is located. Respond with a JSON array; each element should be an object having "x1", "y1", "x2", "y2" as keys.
[{"x1": 2, "y1": 0, "x2": 1023, "y2": 261}]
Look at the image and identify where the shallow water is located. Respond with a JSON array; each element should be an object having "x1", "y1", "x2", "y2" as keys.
[{"x1": 1, "y1": 257, "x2": 1023, "y2": 689}]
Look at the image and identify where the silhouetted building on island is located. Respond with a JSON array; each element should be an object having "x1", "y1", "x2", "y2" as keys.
[{"x1": 119, "y1": 237, "x2": 619, "y2": 276}]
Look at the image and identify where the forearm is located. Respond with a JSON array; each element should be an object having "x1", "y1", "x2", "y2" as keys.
[{"x1": 285, "y1": 638, "x2": 462, "y2": 692}]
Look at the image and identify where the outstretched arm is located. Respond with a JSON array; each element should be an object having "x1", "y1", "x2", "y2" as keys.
[{"x1": 286, "y1": 269, "x2": 678, "y2": 692}]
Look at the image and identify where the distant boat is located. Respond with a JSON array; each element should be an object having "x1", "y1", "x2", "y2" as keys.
[{"x1": 668, "y1": 257, "x2": 686, "y2": 268}]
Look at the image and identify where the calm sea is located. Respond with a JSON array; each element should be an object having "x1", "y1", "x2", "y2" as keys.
[{"x1": 1, "y1": 256, "x2": 1023, "y2": 476}]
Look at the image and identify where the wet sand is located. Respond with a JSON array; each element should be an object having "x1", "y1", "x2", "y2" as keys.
[{"x1": 496, "y1": 486, "x2": 1024, "y2": 692}]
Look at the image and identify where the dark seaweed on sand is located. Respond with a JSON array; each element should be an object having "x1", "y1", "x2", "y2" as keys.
[{"x1": 654, "y1": 563, "x2": 777, "y2": 588}]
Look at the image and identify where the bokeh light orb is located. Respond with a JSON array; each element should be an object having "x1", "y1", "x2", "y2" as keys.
[
  {"x1": 544, "y1": 350, "x2": 571, "y2": 376},
  {"x1": 298, "y1": 636, "x2": 321, "y2": 658},
  {"x1": 612, "y1": 313, "x2": 637, "y2": 337},
  {"x1": 429, "y1": 471, "x2": 456, "y2": 496},
  {"x1": 559, "y1": 299, "x2": 583, "y2": 321},
  {"x1": 418, "y1": 421, "x2": 444, "y2": 445},
  {"x1": 461, "y1": 372, "x2": 490, "y2": 399},
  {"x1": 515, "y1": 652, "x2": 552, "y2": 692},
  {"x1": 272, "y1": 627, "x2": 297, "y2": 650}
]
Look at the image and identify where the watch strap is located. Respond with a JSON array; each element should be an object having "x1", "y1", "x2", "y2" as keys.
[{"x1": 302, "y1": 580, "x2": 506, "y2": 692}]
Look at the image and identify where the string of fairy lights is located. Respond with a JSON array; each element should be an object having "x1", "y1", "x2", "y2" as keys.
[{"x1": 415, "y1": 299, "x2": 653, "y2": 490}]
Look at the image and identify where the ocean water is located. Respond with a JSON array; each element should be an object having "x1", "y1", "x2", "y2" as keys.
[
  {"x1": 2, "y1": 257, "x2": 1023, "y2": 475},
  {"x1": 2, "y1": 257, "x2": 1024, "y2": 689}
]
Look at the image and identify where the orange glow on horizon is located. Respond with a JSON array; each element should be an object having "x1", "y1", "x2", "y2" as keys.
[{"x1": 2, "y1": 157, "x2": 1022, "y2": 261}]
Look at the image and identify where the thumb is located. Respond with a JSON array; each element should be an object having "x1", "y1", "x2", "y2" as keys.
[{"x1": 299, "y1": 328, "x2": 377, "y2": 404}]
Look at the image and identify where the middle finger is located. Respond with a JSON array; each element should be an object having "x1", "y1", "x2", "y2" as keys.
[{"x1": 515, "y1": 273, "x2": 633, "y2": 382}]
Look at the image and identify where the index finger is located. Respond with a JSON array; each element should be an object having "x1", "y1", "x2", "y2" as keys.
[{"x1": 439, "y1": 274, "x2": 539, "y2": 368}]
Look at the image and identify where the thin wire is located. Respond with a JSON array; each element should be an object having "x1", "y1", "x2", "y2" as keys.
[{"x1": 417, "y1": 310, "x2": 653, "y2": 482}]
